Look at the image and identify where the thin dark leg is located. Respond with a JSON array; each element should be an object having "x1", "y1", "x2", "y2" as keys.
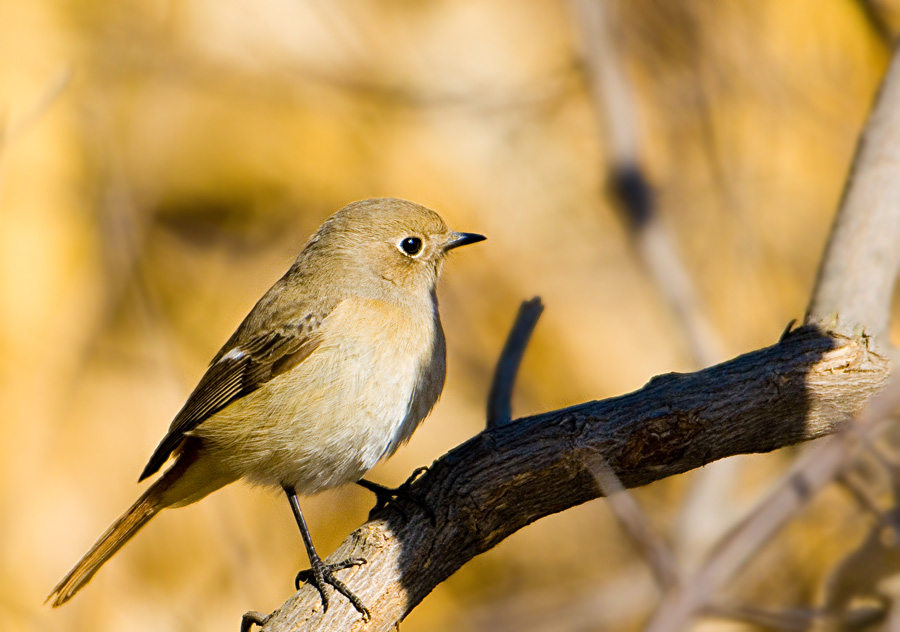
[{"x1": 283, "y1": 485, "x2": 370, "y2": 620}]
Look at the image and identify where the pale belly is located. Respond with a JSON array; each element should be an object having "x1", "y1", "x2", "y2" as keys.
[{"x1": 190, "y1": 300, "x2": 444, "y2": 493}]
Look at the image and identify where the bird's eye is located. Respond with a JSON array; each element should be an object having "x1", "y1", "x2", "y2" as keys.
[{"x1": 399, "y1": 236, "x2": 423, "y2": 256}]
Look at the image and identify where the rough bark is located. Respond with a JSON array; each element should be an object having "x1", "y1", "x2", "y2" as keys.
[{"x1": 256, "y1": 326, "x2": 889, "y2": 631}]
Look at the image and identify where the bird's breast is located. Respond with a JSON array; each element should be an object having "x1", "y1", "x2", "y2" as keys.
[{"x1": 196, "y1": 296, "x2": 445, "y2": 493}]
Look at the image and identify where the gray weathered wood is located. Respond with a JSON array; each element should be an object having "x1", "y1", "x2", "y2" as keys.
[{"x1": 807, "y1": 49, "x2": 900, "y2": 339}]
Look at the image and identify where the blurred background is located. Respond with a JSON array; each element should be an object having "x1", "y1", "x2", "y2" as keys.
[{"x1": 2, "y1": 1, "x2": 899, "y2": 630}]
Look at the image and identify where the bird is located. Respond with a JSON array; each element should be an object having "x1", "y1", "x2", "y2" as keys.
[{"x1": 48, "y1": 197, "x2": 485, "y2": 619}]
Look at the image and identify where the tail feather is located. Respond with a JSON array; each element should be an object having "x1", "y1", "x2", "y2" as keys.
[
  {"x1": 48, "y1": 443, "x2": 233, "y2": 606},
  {"x1": 48, "y1": 444, "x2": 216, "y2": 607},
  {"x1": 47, "y1": 481, "x2": 164, "y2": 607}
]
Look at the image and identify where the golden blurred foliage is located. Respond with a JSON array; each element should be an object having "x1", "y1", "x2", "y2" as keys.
[{"x1": 1, "y1": 1, "x2": 897, "y2": 630}]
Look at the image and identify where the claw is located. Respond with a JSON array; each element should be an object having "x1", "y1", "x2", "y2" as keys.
[
  {"x1": 357, "y1": 466, "x2": 435, "y2": 524},
  {"x1": 295, "y1": 557, "x2": 370, "y2": 620}
]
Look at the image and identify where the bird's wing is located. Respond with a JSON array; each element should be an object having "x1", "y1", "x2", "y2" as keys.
[{"x1": 139, "y1": 314, "x2": 325, "y2": 481}]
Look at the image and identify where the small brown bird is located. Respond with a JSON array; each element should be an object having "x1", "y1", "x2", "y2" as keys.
[{"x1": 48, "y1": 198, "x2": 485, "y2": 619}]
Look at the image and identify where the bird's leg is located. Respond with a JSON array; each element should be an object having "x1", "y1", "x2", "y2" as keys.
[
  {"x1": 283, "y1": 485, "x2": 370, "y2": 620},
  {"x1": 357, "y1": 466, "x2": 435, "y2": 524}
]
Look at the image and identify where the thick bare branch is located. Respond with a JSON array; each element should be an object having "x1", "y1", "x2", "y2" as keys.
[
  {"x1": 256, "y1": 326, "x2": 889, "y2": 631},
  {"x1": 645, "y1": 375, "x2": 900, "y2": 632}
]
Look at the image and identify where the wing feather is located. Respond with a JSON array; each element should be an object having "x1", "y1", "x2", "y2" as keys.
[{"x1": 138, "y1": 315, "x2": 324, "y2": 481}]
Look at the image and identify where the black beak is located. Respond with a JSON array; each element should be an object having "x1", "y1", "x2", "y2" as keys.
[{"x1": 445, "y1": 231, "x2": 487, "y2": 251}]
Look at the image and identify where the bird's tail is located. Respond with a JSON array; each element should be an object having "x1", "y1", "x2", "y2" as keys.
[
  {"x1": 47, "y1": 446, "x2": 227, "y2": 607},
  {"x1": 47, "y1": 477, "x2": 166, "y2": 607}
]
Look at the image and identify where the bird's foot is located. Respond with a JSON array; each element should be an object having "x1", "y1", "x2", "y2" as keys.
[
  {"x1": 295, "y1": 557, "x2": 370, "y2": 620},
  {"x1": 357, "y1": 466, "x2": 434, "y2": 524}
]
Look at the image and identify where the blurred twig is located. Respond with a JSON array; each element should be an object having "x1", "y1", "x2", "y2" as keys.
[
  {"x1": 819, "y1": 438, "x2": 900, "y2": 629},
  {"x1": 819, "y1": 516, "x2": 900, "y2": 630},
  {"x1": 0, "y1": 67, "x2": 70, "y2": 150},
  {"x1": 836, "y1": 469, "x2": 885, "y2": 521},
  {"x1": 587, "y1": 455, "x2": 681, "y2": 591},
  {"x1": 856, "y1": 0, "x2": 894, "y2": 44},
  {"x1": 570, "y1": 0, "x2": 726, "y2": 368},
  {"x1": 0, "y1": 68, "x2": 70, "y2": 194},
  {"x1": 571, "y1": 0, "x2": 736, "y2": 582},
  {"x1": 486, "y1": 297, "x2": 544, "y2": 429}
]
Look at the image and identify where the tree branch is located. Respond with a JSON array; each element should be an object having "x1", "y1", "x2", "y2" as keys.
[
  {"x1": 643, "y1": 43, "x2": 900, "y2": 631},
  {"x1": 250, "y1": 20, "x2": 900, "y2": 632},
  {"x1": 645, "y1": 374, "x2": 900, "y2": 632},
  {"x1": 486, "y1": 297, "x2": 543, "y2": 428},
  {"x1": 569, "y1": 0, "x2": 726, "y2": 368},
  {"x1": 806, "y1": 47, "x2": 900, "y2": 340},
  {"x1": 256, "y1": 325, "x2": 889, "y2": 631}
]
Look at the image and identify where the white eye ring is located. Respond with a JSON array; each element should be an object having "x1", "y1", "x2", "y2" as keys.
[{"x1": 398, "y1": 236, "x2": 424, "y2": 257}]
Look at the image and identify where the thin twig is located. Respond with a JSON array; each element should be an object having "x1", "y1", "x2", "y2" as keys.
[
  {"x1": 856, "y1": 0, "x2": 894, "y2": 44},
  {"x1": 587, "y1": 455, "x2": 681, "y2": 591},
  {"x1": 569, "y1": 0, "x2": 726, "y2": 368},
  {"x1": 0, "y1": 67, "x2": 70, "y2": 149},
  {"x1": 570, "y1": 0, "x2": 733, "y2": 591},
  {"x1": 704, "y1": 603, "x2": 889, "y2": 631},
  {"x1": 486, "y1": 298, "x2": 544, "y2": 428},
  {"x1": 836, "y1": 470, "x2": 885, "y2": 521}
]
